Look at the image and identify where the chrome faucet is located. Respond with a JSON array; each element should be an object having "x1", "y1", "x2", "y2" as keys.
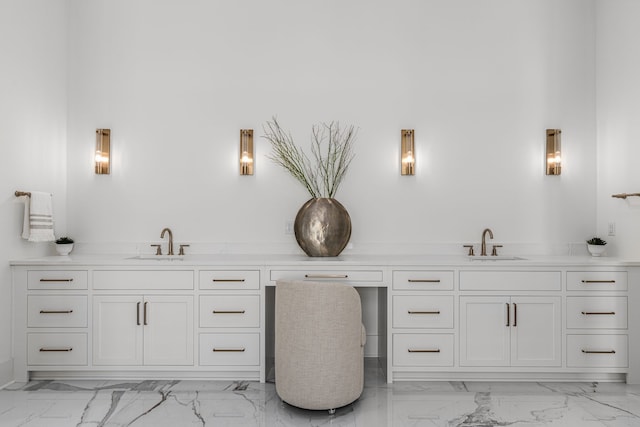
[
  {"x1": 480, "y1": 228, "x2": 494, "y2": 256},
  {"x1": 160, "y1": 228, "x2": 174, "y2": 256}
]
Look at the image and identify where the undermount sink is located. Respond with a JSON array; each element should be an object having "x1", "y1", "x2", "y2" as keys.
[
  {"x1": 128, "y1": 254, "x2": 185, "y2": 261},
  {"x1": 469, "y1": 256, "x2": 526, "y2": 261}
]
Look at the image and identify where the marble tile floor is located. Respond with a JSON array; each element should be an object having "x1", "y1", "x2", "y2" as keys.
[{"x1": 1, "y1": 361, "x2": 640, "y2": 426}]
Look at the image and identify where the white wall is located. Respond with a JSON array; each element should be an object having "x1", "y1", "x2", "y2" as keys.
[
  {"x1": 595, "y1": 0, "x2": 640, "y2": 384},
  {"x1": 65, "y1": 0, "x2": 598, "y2": 254},
  {"x1": 596, "y1": 0, "x2": 640, "y2": 259},
  {"x1": 0, "y1": 0, "x2": 68, "y2": 385}
]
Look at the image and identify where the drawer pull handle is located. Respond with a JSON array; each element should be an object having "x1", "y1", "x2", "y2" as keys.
[
  {"x1": 581, "y1": 311, "x2": 616, "y2": 315},
  {"x1": 582, "y1": 349, "x2": 616, "y2": 354},
  {"x1": 213, "y1": 310, "x2": 246, "y2": 314},
  {"x1": 304, "y1": 274, "x2": 349, "y2": 279},
  {"x1": 212, "y1": 279, "x2": 246, "y2": 283},
  {"x1": 136, "y1": 302, "x2": 141, "y2": 326},
  {"x1": 407, "y1": 279, "x2": 441, "y2": 283},
  {"x1": 213, "y1": 348, "x2": 246, "y2": 352},
  {"x1": 408, "y1": 349, "x2": 441, "y2": 353},
  {"x1": 39, "y1": 278, "x2": 74, "y2": 282},
  {"x1": 407, "y1": 310, "x2": 441, "y2": 315},
  {"x1": 39, "y1": 347, "x2": 73, "y2": 352},
  {"x1": 581, "y1": 280, "x2": 616, "y2": 284},
  {"x1": 143, "y1": 302, "x2": 148, "y2": 326},
  {"x1": 39, "y1": 310, "x2": 73, "y2": 314}
]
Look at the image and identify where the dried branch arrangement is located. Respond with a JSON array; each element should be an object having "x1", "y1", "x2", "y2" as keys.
[{"x1": 263, "y1": 117, "x2": 357, "y2": 199}]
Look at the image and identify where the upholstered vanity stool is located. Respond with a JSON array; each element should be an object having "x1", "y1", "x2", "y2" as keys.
[{"x1": 274, "y1": 280, "x2": 366, "y2": 414}]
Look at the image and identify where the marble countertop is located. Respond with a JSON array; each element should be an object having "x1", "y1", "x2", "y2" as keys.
[{"x1": 10, "y1": 253, "x2": 640, "y2": 267}]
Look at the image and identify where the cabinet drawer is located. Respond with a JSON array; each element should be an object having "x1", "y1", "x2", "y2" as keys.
[
  {"x1": 199, "y1": 333, "x2": 260, "y2": 366},
  {"x1": 392, "y1": 296, "x2": 453, "y2": 329},
  {"x1": 393, "y1": 334, "x2": 454, "y2": 367},
  {"x1": 567, "y1": 271, "x2": 627, "y2": 291},
  {"x1": 93, "y1": 270, "x2": 194, "y2": 290},
  {"x1": 27, "y1": 333, "x2": 87, "y2": 366},
  {"x1": 566, "y1": 335, "x2": 628, "y2": 368},
  {"x1": 270, "y1": 270, "x2": 383, "y2": 284},
  {"x1": 459, "y1": 271, "x2": 561, "y2": 291},
  {"x1": 566, "y1": 297, "x2": 627, "y2": 329},
  {"x1": 199, "y1": 270, "x2": 260, "y2": 290},
  {"x1": 393, "y1": 271, "x2": 454, "y2": 291},
  {"x1": 28, "y1": 270, "x2": 88, "y2": 290},
  {"x1": 27, "y1": 296, "x2": 88, "y2": 328},
  {"x1": 199, "y1": 296, "x2": 260, "y2": 328}
]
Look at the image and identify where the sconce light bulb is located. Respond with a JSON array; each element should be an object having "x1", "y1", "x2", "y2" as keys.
[
  {"x1": 241, "y1": 151, "x2": 253, "y2": 164},
  {"x1": 402, "y1": 151, "x2": 415, "y2": 164},
  {"x1": 545, "y1": 129, "x2": 561, "y2": 176},
  {"x1": 95, "y1": 151, "x2": 109, "y2": 164},
  {"x1": 95, "y1": 128, "x2": 111, "y2": 174},
  {"x1": 239, "y1": 129, "x2": 254, "y2": 175}
]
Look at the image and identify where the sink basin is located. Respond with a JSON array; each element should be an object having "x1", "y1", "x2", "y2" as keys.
[
  {"x1": 469, "y1": 256, "x2": 525, "y2": 261},
  {"x1": 128, "y1": 255, "x2": 185, "y2": 261}
]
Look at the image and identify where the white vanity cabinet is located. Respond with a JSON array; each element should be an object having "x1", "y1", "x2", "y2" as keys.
[
  {"x1": 565, "y1": 270, "x2": 629, "y2": 370},
  {"x1": 11, "y1": 258, "x2": 637, "y2": 384},
  {"x1": 93, "y1": 295, "x2": 194, "y2": 366},
  {"x1": 458, "y1": 271, "x2": 562, "y2": 368},
  {"x1": 269, "y1": 268, "x2": 384, "y2": 286},
  {"x1": 197, "y1": 270, "x2": 263, "y2": 378},
  {"x1": 91, "y1": 270, "x2": 195, "y2": 366},
  {"x1": 391, "y1": 270, "x2": 456, "y2": 375},
  {"x1": 13, "y1": 269, "x2": 90, "y2": 381},
  {"x1": 459, "y1": 296, "x2": 561, "y2": 367}
]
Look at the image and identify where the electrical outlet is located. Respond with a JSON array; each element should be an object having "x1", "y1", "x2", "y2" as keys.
[
  {"x1": 285, "y1": 220, "x2": 294, "y2": 235},
  {"x1": 608, "y1": 222, "x2": 616, "y2": 236}
]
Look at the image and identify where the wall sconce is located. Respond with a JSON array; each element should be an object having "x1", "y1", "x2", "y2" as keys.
[
  {"x1": 545, "y1": 129, "x2": 561, "y2": 175},
  {"x1": 95, "y1": 129, "x2": 110, "y2": 174},
  {"x1": 239, "y1": 129, "x2": 254, "y2": 175},
  {"x1": 401, "y1": 129, "x2": 415, "y2": 175}
]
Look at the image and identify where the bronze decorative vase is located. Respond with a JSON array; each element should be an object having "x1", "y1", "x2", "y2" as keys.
[{"x1": 294, "y1": 198, "x2": 352, "y2": 257}]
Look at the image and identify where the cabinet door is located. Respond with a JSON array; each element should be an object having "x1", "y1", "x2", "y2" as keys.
[
  {"x1": 93, "y1": 296, "x2": 143, "y2": 366},
  {"x1": 460, "y1": 296, "x2": 510, "y2": 367},
  {"x1": 143, "y1": 295, "x2": 194, "y2": 366},
  {"x1": 510, "y1": 297, "x2": 561, "y2": 367}
]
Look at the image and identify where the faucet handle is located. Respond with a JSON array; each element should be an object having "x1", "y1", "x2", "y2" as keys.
[
  {"x1": 178, "y1": 244, "x2": 190, "y2": 256},
  {"x1": 491, "y1": 245, "x2": 503, "y2": 256},
  {"x1": 150, "y1": 244, "x2": 162, "y2": 256},
  {"x1": 463, "y1": 245, "x2": 475, "y2": 256}
]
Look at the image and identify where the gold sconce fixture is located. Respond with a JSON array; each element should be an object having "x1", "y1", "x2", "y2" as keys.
[
  {"x1": 95, "y1": 129, "x2": 111, "y2": 174},
  {"x1": 240, "y1": 129, "x2": 254, "y2": 175},
  {"x1": 401, "y1": 129, "x2": 415, "y2": 175},
  {"x1": 545, "y1": 129, "x2": 561, "y2": 175}
]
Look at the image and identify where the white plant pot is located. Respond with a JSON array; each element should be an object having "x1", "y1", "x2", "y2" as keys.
[
  {"x1": 55, "y1": 243, "x2": 74, "y2": 256},
  {"x1": 587, "y1": 244, "x2": 606, "y2": 257}
]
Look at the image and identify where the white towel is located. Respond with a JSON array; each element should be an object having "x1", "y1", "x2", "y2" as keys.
[
  {"x1": 20, "y1": 196, "x2": 30, "y2": 240},
  {"x1": 21, "y1": 192, "x2": 55, "y2": 242}
]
